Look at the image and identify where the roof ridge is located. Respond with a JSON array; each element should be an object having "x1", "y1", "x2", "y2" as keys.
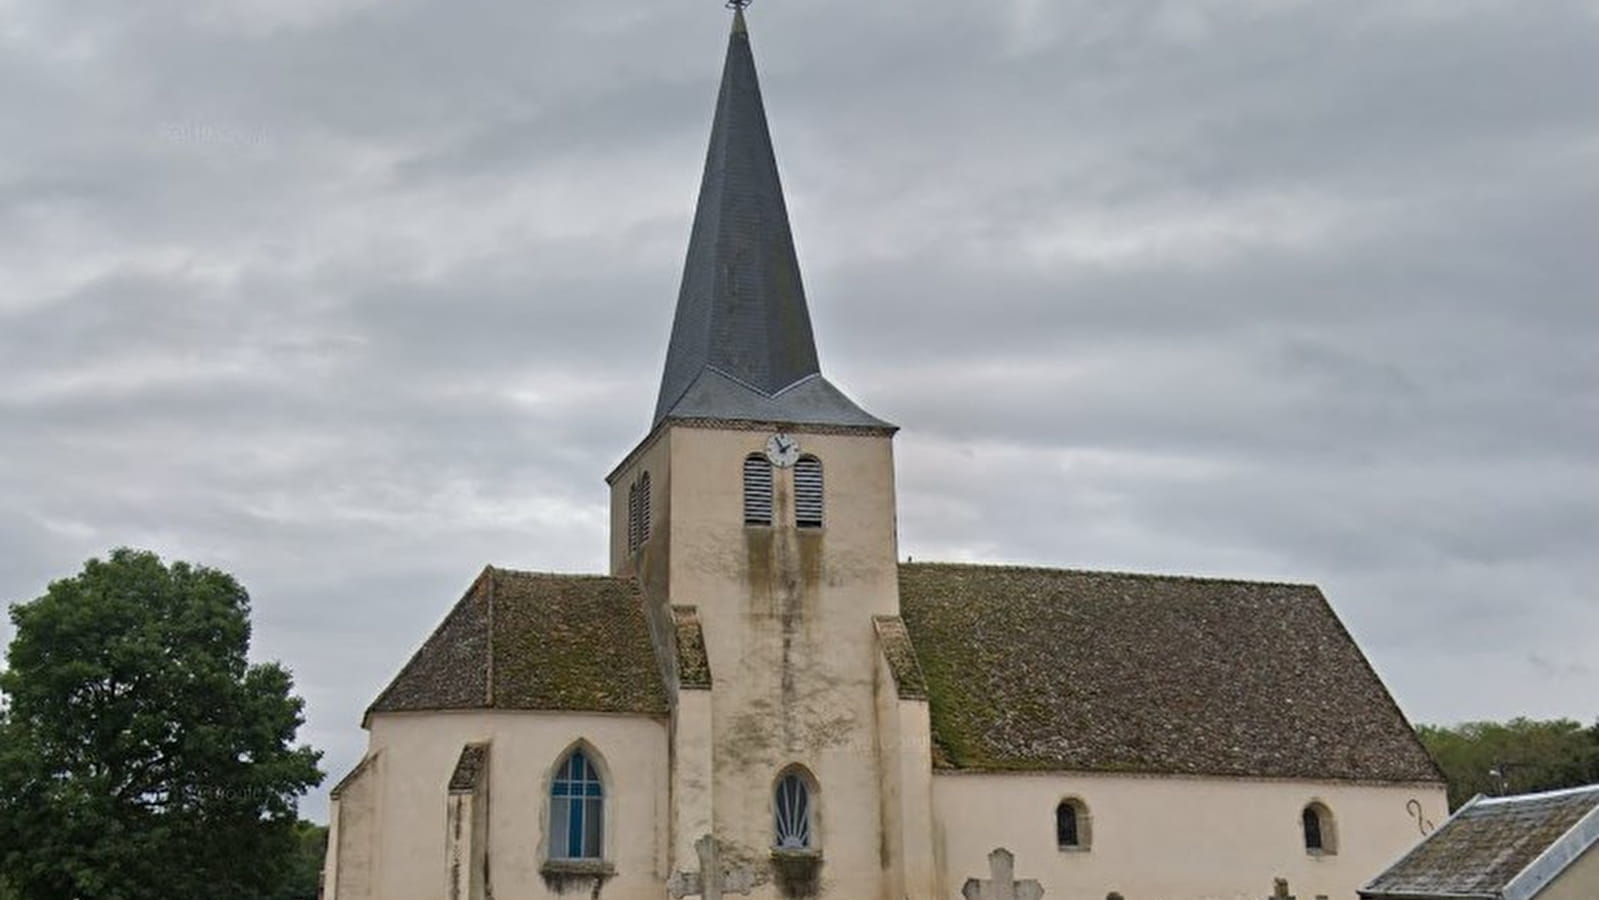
[
  {"x1": 485, "y1": 567, "x2": 622, "y2": 581},
  {"x1": 899, "y1": 560, "x2": 1319, "y2": 590},
  {"x1": 1478, "y1": 784, "x2": 1599, "y2": 806}
]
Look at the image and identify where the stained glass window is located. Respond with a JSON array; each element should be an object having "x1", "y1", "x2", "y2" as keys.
[
  {"x1": 774, "y1": 772, "x2": 811, "y2": 850},
  {"x1": 550, "y1": 749, "x2": 604, "y2": 860}
]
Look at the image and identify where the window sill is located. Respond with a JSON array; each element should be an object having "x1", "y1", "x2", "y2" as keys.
[
  {"x1": 771, "y1": 848, "x2": 822, "y2": 861},
  {"x1": 541, "y1": 859, "x2": 616, "y2": 877},
  {"x1": 1306, "y1": 849, "x2": 1336, "y2": 859},
  {"x1": 1057, "y1": 845, "x2": 1091, "y2": 854}
]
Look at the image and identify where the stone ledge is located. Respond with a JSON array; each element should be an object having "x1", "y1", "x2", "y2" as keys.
[{"x1": 540, "y1": 859, "x2": 616, "y2": 877}]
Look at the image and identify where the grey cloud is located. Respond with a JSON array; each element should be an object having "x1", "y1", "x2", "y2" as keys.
[{"x1": 3, "y1": 0, "x2": 1598, "y2": 822}]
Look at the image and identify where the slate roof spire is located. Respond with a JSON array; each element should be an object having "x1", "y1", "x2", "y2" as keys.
[{"x1": 652, "y1": 10, "x2": 889, "y2": 430}]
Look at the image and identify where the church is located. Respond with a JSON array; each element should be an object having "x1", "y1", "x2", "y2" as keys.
[{"x1": 322, "y1": 9, "x2": 1447, "y2": 900}]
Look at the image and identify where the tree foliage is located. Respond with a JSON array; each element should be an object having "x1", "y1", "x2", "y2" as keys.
[
  {"x1": 0, "y1": 549, "x2": 323, "y2": 900},
  {"x1": 272, "y1": 821, "x2": 329, "y2": 900},
  {"x1": 1418, "y1": 717, "x2": 1599, "y2": 809}
]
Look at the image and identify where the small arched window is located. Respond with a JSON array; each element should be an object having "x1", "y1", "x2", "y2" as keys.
[
  {"x1": 549, "y1": 748, "x2": 604, "y2": 860},
  {"x1": 1302, "y1": 802, "x2": 1335, "y2": 855},
  {"x1": 744, "y1": 455, "x2": 773, "y2": 526},
  {"x1": 1056, "y1": 798, "x2": 1091, "y2": 850},
  {"x1": 794, "y1": 456, "x2": 823, "y2": 529},
  {"x1": 774, "y1": 770, "x2": 813, "y2": 850}
]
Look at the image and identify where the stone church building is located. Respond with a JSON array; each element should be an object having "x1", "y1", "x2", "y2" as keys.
[{"x1": 323, "y1": 11, "x2": 1447, "y2": 900}]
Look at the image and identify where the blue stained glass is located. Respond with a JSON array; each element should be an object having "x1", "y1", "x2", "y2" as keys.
[{"x1": 550, "y1": 749, "x2": 605, "y2": 859}]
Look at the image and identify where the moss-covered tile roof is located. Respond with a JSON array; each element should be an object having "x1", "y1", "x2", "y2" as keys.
[
  {"x1": 874, "y1": 615, "x2": 928, "y2": 700},
  {"x1": 671, "y1": 606, "x2": 712, "y2": 690},
  {"x1": 1362, "y1": 786, "x2": 1599, "y2": 897},
  {"x1": 898, "y1": 562, "x2": 1442, "y2": 783},
  {"x1": 448, "y1": 743, "x2": 489, "y2": 793},
  {"x1": 367, "y1": 568, "x2": 668, "y2": 719}
]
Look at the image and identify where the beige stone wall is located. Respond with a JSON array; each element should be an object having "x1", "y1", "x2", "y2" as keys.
[
  {"x1": 653, "y1": 424, "x2": 903, "y2": 898},
  {"x1": 325, "y1": 753, "x2": 381, "y2": 900},
  {"x1": 342, "y1": 710, "x2": 669, "y2": 900},
  {"x1": 933, "y1": 771, "x2": 1448, "y2": 900},
  {"x1": 1540, "y1": 841, "x2": 1599, "y2": 900},
  {"x1": 873, "y1": 647, "x2": 938, "y2": 899}
]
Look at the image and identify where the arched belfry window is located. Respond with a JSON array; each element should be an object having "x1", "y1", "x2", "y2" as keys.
[
  {"x1": 627, "y1": 482, "x2": 639, "y2": 553},
  {"x1": 744, "y1": 455, "x2": 773, "y2": 526},
  {"x1": 794, "y1": 456, "x2": 823, "y2": 529},
  {"x1": 773, "y1": 769, "x2": 814, "y2": 850},
  {"x1": 637, "y1": 472, "x2": 652, "y2": 545},
  {"x1": 1302, "y1": 802, "x2": 1336, "y2": 855},
  {"x1": 1056, "y1": 798, "x2": 1091, "y2": 850},
  {"x1": 549, "y1": 748, "x2": 605, "y2": 860},
  {"x1": 626, "y1": 472, "x2": 652, "y2": 553}
]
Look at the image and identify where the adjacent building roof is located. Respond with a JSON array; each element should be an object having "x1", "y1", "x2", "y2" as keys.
[
  {"x1": 896, "y1": 562, "x2": 1442, "y2": 783},
  {"x1": 653, "y1": 12, "x2": 887, "y2": 430},
  {"x1": 1362, "y1": 786, "x2": 1599, "y2": 899},
  {"x1": 367, "y1": 568, "x2": 669, "y2": 720}
]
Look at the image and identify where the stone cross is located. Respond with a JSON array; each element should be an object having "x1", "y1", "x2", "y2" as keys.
[
  {"x1": 667, "y1": 834, "x2": 758, "y2": 900},
  {"x1": 962, "y1": 848, "x2": 1044, "y2": 900},
  {"x1": 1270, "y1": 878, "x2": 1296, "y2": 900}
]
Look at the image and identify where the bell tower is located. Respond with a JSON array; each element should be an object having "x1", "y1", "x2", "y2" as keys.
[{"x1": 606, "y1": 8, "x2": 904, "y2": 897}]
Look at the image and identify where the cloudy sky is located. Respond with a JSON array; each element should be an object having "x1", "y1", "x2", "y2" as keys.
[{"x1": 3, "y1": 0, "x2": 1597, "y2": 822}]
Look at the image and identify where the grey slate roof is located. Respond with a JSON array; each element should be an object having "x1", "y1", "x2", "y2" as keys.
[
  {"x1": 367, "y1": 568, "x2": 668, "y2": 720},
  {"x1": 653, "y1": 12, "x2": 888, "y2": 430},
  {"x1": 897, "y1": 562, "x2": 1443, "y2": 783},
  {"x1": 1362, "y1": 786, "x2": 1599, "y2": 899}
]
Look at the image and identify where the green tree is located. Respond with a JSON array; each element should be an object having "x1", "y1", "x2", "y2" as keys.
[
  {"x1": 0, "y1": 549, "x2": 323, "y2": 900},
  {"x1": 272, "y1": 821, "x2": 329, "y2": 900},
  {"x1": 1418, "y1": 718, "x2": 1599, "y2": 808}
]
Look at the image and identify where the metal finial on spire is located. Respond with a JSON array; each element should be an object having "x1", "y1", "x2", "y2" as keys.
[{"x1": 725, "y1": 0, "x2": 752, "y2": 10}]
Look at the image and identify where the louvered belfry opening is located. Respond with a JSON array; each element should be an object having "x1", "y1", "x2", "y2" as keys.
[
  {"x1": 794, "y1": 455, "x2": 823, "y2": 528},
  {"x1": 627, "y1": 473, "x2": 651, "y2": 553},
  {"x1": 637, "y1": 472, "x2": 652, "y2": 545},
  {"x1": 744, "y1": 454, "x2": 773, "y2": 526},
  {"x1": 627, "y1": 482, "x2": 640, "y2": 553}
]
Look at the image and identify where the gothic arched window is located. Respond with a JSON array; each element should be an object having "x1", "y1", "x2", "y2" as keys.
[
  {"x1": 744, "y1": 454, "x2": 773, "y2": 526},
  {"x1": 794, "y1": 456, "x2": 823, "y2": 529},
  {"x1": 1056, "y1": 798, "x2": 1091, "y2": 850},
  {"x1": 549, "y1": 748, "x2": 605, "y2": 860},
  {"x1": 1302, "y1": 802, "x2": 1335, "y2": 855},
  {"x1": 774, "y1": 769, "x2": 814, "y2": 850}
]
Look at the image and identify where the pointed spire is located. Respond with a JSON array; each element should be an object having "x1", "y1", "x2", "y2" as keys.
[{"x1": 653, "y1": 12, "x2": 888, "y2": 430}]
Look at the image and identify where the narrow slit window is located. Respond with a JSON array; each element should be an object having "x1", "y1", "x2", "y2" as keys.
[
  {"x1": 1055, "y1": 798, "x2": 1090, "y2": 849},
  {"x1": 1056, "y1": 802, "x2": 1079, "y2": 848},
  {"x1": 549, "y1": 749, "x2": 604, "y2": 860},
  {"x1": 774, "y1": 772, "x2": 812, "y2": 850},
  {"x1": 794, "y1": 456, "x2": 823, "y2": 529},
  {"x1": 1303, "y1": 805, "x2": 1327, "y2": 853},
  {"x1": 744, "y1": 455, "x2": 773, "y2": 526}
]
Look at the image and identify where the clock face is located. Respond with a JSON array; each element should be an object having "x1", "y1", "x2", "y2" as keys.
[{"x1": 765, "y1": 432, "x2": 801, "y2": 468}]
